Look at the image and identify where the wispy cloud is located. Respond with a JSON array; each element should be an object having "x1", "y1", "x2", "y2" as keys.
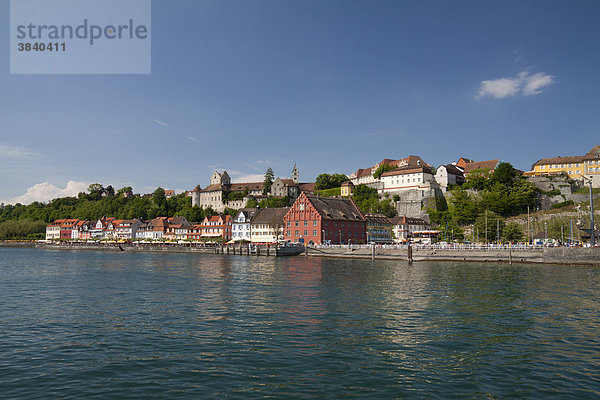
[
  {"x1": 152, "y1": 119, "x2": 170, "y2": 127},
  {"x1": 230, "y1": 173, "x2": 264, "y2": 183},
  {"x1": 476, "y1": 70, "x2": 554, "y2": 99},
  {"x1": 187, "y1": 136, "x2": 202, "y2": 144},
  {"x1": 8, "y1": 181, "x2": 88, "y2": 205},
  {"x1": 0, "y1": 143, "x2": 38, "y2": 159},
  {"x1": 243, "y1": 163, "x2": 266, "y2": 173},
  {"x1": 257, "y1": 160, "x2": 270, "y2": 165}
]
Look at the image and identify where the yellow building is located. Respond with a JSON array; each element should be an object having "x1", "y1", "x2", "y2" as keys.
[
  {"x1": 524, "y1": 156, "x2": 584, "y2": 179},
  {"x1": 583, "y1": 145, "x2": 600, "y2": 187},
  {"x1": 340, "y1": 181, "x2": 354, "y2": 197}
]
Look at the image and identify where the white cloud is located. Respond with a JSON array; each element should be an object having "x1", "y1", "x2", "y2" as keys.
[
  {"x1": 152, "y1": 119, "x2": 169, "y2": 127},
  {"x1": 0, "y1": 143, "x2": 38, "y2": 159},
  {"x1": 522, "y1": 72, "x2": 554, "y2": 96},
  {"x1": 187, "y1": 136, "x2": 202, "y2": 144},
  {"x1": 476, "y1": 71, "x2": 554, "y2": 99},
  {"x1": 8, "y1": 181, "x2": 89, "y2": 205}
]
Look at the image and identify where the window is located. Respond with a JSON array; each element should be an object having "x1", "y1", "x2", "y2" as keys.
[
  {"x1": 287, "y1": 230, "x2": 290, "y2": 236},
  {"x1": 313, "y1": 230, "x2": 317, "y2": 236},
  {"x1": 295, "y1": 230, "x2": 299, "y2": 236},
  {"x1": 295, "y1": 221, "x2": 299, "y2": 227},
  {"x1": 287, "y1": 221, "x2": 291, "y2": 227},
  {"x1": 304, "y1": 230, "x2": 308, "y2": 236},
  {"x1": 313, "y1": 220, "x2": 318, "y2": 227},
  {"x1": 304, "y1": 221, "x2": 308, "y2": 227}
]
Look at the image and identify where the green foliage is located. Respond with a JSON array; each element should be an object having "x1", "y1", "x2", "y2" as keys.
[
  {"x1": 392, "y1": 195, "x2": 400, "y2": 202},
  {"x1": 435, "y1": 196, "x2": 448, "y2": 212},
  {"x1": 0, "y1": 219, "x2": 47, "y2": 240},
  {"x1": 373, "y1": 164, "x2": 396, "y2": 180},
  {"x1": 428, "y1": 210, "x2": 464, "y2": 242},
  {"x1": 259, "y1": 196, "x2": 289, "y2": 209},
  {"x1": 551, "y1": 200, "x2": 574, "y2": 209},
  {"x1": 489, "y1": 162, "x2": 517, "y2": 186},
  {"x1": 502, "y1": 222, "x2": 523, "y2": 242},
  {"x1": 351, "y1": 185, "x2": 396, "y2": 218},
  {"x1": 224, "y1": 191, "x2": 246, "y2": 203},
  {"x1": 263, "y1": 168, "x2": 275, "y2": 195},
  {"x1": 224, "y1": 207, "x2": 238, "y2": 217},
  {"x1": 315, "y1": 173, "x2": 349, "y2": 190},
  {"x1": 444, "y1": 164, "x2": 538, "y2": 226},
  {"x1": 314, "y1": 187, "x2": 341, "y2": 197},
  {"x1": 0, "y1": 190, "x2": 199, "y2": 224},
  {"x1": 474, "y1": 211, "x2": 505, "y2": 243},
  {"x1": 448, "y1": 188, "x2": 480, "y2": 225},
  {"x1": 463, "y1": 168, "x2": 493, "y2": 190},
  {"x1": 245, "y1": 198, "x2": 259, "y2": 208}
]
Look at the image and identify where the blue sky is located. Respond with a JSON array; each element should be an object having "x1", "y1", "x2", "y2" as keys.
[{"x1": 2, "y1": 0, "x2": 600, "y2": 204}]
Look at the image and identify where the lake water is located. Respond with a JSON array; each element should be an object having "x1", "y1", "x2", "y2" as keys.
[{"x1": 1, "y1": 247, "x2": 599, "y2": 398}]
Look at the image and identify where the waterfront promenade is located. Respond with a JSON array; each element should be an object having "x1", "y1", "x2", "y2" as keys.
[{"x1": 2, "y1": 241, "x2": 600, "y2": 266}]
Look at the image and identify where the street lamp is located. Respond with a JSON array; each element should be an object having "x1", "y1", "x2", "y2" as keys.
[
  {"x1": 339, "y1": 230, "x2": 342, "y2": 245},
  {"x1": 580, "y1": 175, "x2": 596, "y2": 246},
  {"x1": 545, "y1": 222, "x2": 547, "y2": 241},
  {"x1": 322, "y1": 229, "x2": 325, "y2": 245}
]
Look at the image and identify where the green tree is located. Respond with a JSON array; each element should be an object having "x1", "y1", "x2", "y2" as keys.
[
  {"x1": 502, "y1": 222, "x2": 523, "y2": 243},
  {"x1": 463, "y1": 168, "x2": 493, "y2": 190},
  {"x1": 448, "y1": 188, "x2": 479, "y2": 225},
  {"x1": 263, "y1": 168, "x2": 275, "y2": 195},
  {"x1": 315, "y1": 173, "x2": 349, "y2": 190},
  {"x1": 474, "y1": 211, "x2": 504, "y2": 243},
  {"x1": 245, "y1": 198, "x2": 259, "y2": 208},
  {"x1": 490, "y1": 162, "x2": 517, "y2": 186},
  {"x1": 87, "y1": 183, "x2": 105, "y2": 201},
  {"x1": 117, "y1": 186, "x2": 133, "y2": 197},
  {"x1": 373, "y1": 164, "x2": 396, "y2": 180}
]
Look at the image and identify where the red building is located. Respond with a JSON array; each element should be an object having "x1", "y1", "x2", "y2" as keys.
[
  {"x1": 195, "y1": 215, "x2": 232, "y2": 241},
  {"x1": 283, "y1": 193, "x2": 366, "y2": 244}
]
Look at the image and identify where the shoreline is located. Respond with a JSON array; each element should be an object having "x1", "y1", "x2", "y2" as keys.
[{"x1": 2, "y1": 241, "x2": 600, "y2": 266}]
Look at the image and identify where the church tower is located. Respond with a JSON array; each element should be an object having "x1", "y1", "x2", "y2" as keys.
[{"x1": 292, "y1": 164, "x2": 299, "y2": 184}]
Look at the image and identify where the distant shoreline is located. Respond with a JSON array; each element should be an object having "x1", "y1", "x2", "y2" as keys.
[{"x1": 2, "y1": 241, "x2": 599, "y2": 266}]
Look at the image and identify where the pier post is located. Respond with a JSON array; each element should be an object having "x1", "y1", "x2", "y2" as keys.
[
  {"x1": 305, "y1": 245, "x2": 308, "y2": 258},
  {"x1": 371, "y1": 244, "x2": 375, "y2": 261},
  {"x1": 267, "y1": 245, "x2": 270, "y2": 257},
  {"x1": 509, "y1": 244, "x2": 512, "y2": 265},
  {"x1": 408, "y1": 243, "x2": 413, "y2": 263}
]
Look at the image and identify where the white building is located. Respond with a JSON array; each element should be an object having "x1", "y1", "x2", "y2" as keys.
[
  {"x1": 232, "y1": 208, "x2": 258, "y2": 242},
  {"x1": 435, "y1": 164, "x2": 465, "y2": 191},
  {"x1": 115, "y1": 220, "x2": 142, "y2": 239},
  {"x1": 250, "y1": 208, "x2": 289, "y2": 244},
  {"x1": 390, "y1": 216, "x2": 430, "y2": 241},
  {"x1": 379, "y1": 165, "x2": 435, "y2": 194}
]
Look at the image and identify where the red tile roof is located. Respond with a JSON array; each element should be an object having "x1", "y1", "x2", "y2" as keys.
[{"x1": 463, "y1": 159, "x2": 499, "y2": 174}]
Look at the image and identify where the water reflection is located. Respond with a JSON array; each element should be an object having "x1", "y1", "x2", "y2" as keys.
[{"x1": 1, "y1": 248, "x2": 600, "y2": 398}]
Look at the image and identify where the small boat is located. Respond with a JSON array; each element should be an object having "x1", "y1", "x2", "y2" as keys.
[{"x1": 276, "y1": 242, "x2": 305, "y2": 256}]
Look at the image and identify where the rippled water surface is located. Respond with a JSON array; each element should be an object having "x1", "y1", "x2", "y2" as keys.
[{"x1": 1, "y1": 248, "x2": 599, "y2": 398}]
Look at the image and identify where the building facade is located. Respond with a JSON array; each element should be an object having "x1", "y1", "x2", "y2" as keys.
[
  {"x1": 283, "y1": 193, "x2": 366, "y2": 244},
  {"x1": 379, "y1": 165, "x2": 435, "y2": 194},
  {"x1": 232, "y1": 208, "x2": 258, "y2": 242},
  {"x1": 250, "y1": 208, "x2": 289, "y2": 243},
  {"x1": 435, "y1": 164, "x2": 465, "y2": 190},
  {"x1": 364, "y1": 213, "x2": 393, "y2": 243},
  {"x1": 390, "y1": 216, "x2": 431, "y2": 242}
]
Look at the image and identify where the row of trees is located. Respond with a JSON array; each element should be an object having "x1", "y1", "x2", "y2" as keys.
[
  {"x1": 430, "y1": 163, "x2": 539, "y2": 242},
  {"x1": 0, "y1": 185, "x2": 214, "y2": 225}
]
